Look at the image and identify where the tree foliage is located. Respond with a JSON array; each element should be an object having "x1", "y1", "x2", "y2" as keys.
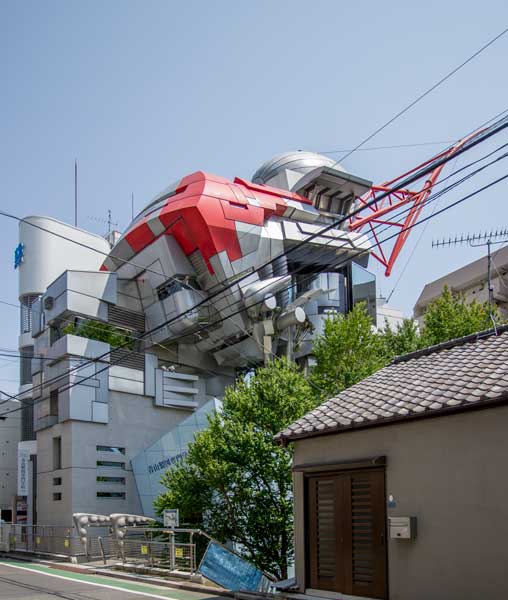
[
  {"x1": 420, "y1": 285, "x2": 496, "y2": 347},
  {"x1": 310, "y1": 303, "x2": 386, "y2": 398},
  {"x1": 154, "y1": 358, "x2": 316, "y2": 579},
  {"x1": 155, "y1": 286, "x2": 499, "y2": 579},
  {"x1": 62, "y1": 319, "x2": 134, "y2": 349}
]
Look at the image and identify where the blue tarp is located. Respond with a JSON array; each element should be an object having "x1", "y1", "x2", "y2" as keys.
[{"x1": 198, "y1": 541, "x2": 264, "y2": 591}]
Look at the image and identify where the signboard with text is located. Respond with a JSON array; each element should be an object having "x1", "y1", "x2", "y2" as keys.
[{"x1": 163, "y1": 508, "x2": 179, "y2": 528}]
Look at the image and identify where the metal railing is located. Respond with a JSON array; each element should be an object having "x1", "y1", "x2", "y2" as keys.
[
  {"x1": 5, "y1": 524, "x2": 82, "y2": 557},
  {"x1": 118, "y1": 527, "x2": 205, "y2": 574}
]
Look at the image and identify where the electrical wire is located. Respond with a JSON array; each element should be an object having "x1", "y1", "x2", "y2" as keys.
[
  {"x1": 330, "y1": 27, "x2": 508, "y2": 166},
  {"x1": 2, "y1": 111, "x2": 507, "y2": 409},
  {"x1": 2, "y1": 161, "x2": 507, "y2": 418},
  {"x1": 4, "y1": 130, "x2": 508, "y2": 407}
]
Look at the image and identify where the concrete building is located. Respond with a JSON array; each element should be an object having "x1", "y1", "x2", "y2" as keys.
[
  {"x1": 0, "y1": 399, "x2": 20, "y2": 522},
  {"x1": 277, "y1": 326, "x2": 508, "y2": 600},
  {"x1": 16, "y1": 152, "x2": 380, "y2": 526},
  {"x1": 414, "y1": 244, "x2": 508, "y2": 322},
  {"x1": 375, "y1": 295, "x2": 404, "y2": 330}
]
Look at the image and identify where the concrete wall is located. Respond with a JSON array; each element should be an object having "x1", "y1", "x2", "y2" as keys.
[
  {"x1": 36, "y1": 390, "x2": 194, "y2": 526},
  {"x1": 292, "y1": 405, "x2": 508, "y2": 600},
  {"x1": 0, "y1": 401, "x2": 21, "y2": 514}
]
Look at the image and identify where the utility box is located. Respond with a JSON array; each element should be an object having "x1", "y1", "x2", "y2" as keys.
[{"x1": 389, "y1": 516, "x2": 417, "y2": 539}]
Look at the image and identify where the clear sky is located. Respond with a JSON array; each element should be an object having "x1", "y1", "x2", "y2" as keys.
[{"x1": 2, "y1": 1, "x2": 508, "y2": 395}]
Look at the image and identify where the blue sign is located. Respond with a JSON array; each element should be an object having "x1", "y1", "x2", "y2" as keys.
[
  {"x1": 198, "y1": 541, "x2": 264, "y2": 591},
  {"x1": 14, "y1": 243, "x2": 24, "y2": 269}
]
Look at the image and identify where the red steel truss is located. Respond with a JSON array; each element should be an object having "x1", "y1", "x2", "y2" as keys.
[{"x1": 348, "y1": 130, "x2": 483, "y2": 276}]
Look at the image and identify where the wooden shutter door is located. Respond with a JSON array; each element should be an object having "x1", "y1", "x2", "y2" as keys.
[
  {"x1": 307, "y1": 475, "x2": 346, "y2": 592},
  {"x1": 347, "y1": 470, "x2": 387, "y2": 599},
  {"x1": 306, "y1": 469, "x2": 387, "y2": 599}
]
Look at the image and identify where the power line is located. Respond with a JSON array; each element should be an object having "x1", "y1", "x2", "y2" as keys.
[
  {"x1": 319, "y1": 140, "x2": 456, "y2": 154},
  {"x1": 5, "y1": 124, "x2": 508, "y2": 407},
  {"x1": 2, "y1": 111, "x2": 507, "y2": 407},
  {"x1": 331, "y1": 27, "x2": 508, "y2": 166},
  {"x1": 3, "y1": 158, "x2": 507, "y2": 418}
]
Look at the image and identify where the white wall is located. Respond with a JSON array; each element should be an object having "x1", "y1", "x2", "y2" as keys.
[{"x1": 18, "y1": 216, "x2": 111, "y2": 298}]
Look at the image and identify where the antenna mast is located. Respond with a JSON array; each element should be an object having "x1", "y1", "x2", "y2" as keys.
[
  {"x1": 432, "y1": 228, "x2": 508, "y2": 325},
  {"x1": 74, "y1": 159, "x2": 78, "y2": 227}
]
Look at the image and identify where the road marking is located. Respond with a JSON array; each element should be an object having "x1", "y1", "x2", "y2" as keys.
[{"x1": 0, "y1": 560, "x2": 212, "y2": 600}]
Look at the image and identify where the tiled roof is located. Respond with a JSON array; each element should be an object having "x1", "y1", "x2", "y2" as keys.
[{"x1": 276, "y1": 325, "x2": 508, "y2": 444}]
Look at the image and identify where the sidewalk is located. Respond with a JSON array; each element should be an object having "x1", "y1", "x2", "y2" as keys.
[{"x1": 0, "y1": 555, "x2": 232, "y2": 599}]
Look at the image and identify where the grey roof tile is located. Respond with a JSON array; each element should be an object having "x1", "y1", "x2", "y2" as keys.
[{"x1": 277, "y1": 326, "x2": 508, "y2": 442}]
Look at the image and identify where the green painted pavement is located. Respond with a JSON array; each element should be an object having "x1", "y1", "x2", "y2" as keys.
[{"x1": 0, "y1": 559, "x2": 223, "y2": 600}]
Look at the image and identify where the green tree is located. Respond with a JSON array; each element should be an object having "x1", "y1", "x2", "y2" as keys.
[
  {"x1": 310, "y1": 303, "x2": 385, "y2": 398},
  {"x1": 378, "y1": 317, "x2": 420, "y2": 361},
  {"x1": 154, "y1": 358, "x2": 316, "y2": 579},
  {"x1": 420, "y1": 285, "x2": 496, "y2": 347}
]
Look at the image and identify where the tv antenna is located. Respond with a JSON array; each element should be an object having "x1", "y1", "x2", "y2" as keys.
[
  {"x1": 87, "y1": 209, "x2": 119, "y2": 235},
  {"x1": 432, "y1": 228, "x2": 508, "y2": 328}
]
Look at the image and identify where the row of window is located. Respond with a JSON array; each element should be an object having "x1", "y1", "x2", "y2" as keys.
[
  {"x1": 51, "y1": 443, "x2": 127, "y2": 501},
  {"x1": 96, "y1": 444, "x2": 126, "y2": 500}
]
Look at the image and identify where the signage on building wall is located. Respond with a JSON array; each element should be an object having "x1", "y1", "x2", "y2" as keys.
[
  {"x1": 17, "y1": 447, "x2": 30, "y2": 496},
  {"x1": 147, "y1": 451, "x2": 187, "y2": 475},
  {"x1": 163, "y1": 509, "x2": 179, "y2": 528},
  {"x1": 14, "y1": 243, "x2": 24, "y2": 269}
]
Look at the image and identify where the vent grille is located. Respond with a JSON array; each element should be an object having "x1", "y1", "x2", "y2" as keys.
[
  {"x1": 21, "y1": 399, "x2": 35, "y2": 442},
  {"x1": 107, "y1": 305, "x2": 145, "y2": 332},
  {"x1": 351, "y1": 475, "x2": 374, "y2": 586},
  {"x1": 20, "y1": 347, "x2": 34, "y2": 385},
  {"x1": 316, "y1": 479, "x2": 336, "y2": 579},
  {"x1": 20, "y1": 294, "x2": 39, "y2": 334},
  {"x1": 110, "y1": 348, "x2": 145, "y2": 371}
]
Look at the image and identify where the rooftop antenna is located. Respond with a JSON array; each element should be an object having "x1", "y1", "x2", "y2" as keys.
[
  {"x1": 432, "y1": 228, "x2": 508, "y2": 331},
  {"x1": 74, "y1": 159, "x2": 78, "y2": 227},
  {"x1": 131, "y1": 192, "x2": 134, "y2": 221},
  {"x1": 86, "y1": 209, "x2": 119, "y2": 236}
]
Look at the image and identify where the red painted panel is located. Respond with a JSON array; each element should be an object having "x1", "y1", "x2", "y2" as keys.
[{"x1": 125, "y1": 221, "x2": 156, "y2": 253}]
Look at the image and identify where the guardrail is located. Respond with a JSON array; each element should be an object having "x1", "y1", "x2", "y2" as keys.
[
  {"x1": 0, "y1": 521, "x2": 273, "y2": 592},
  {"x1": 3, "y1": 524, "x2": 82, "y2": 557}
]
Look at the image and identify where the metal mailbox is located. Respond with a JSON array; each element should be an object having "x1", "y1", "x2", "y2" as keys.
[{"x1": 389, "y1": 516, "x2": 417, "y2": 539}]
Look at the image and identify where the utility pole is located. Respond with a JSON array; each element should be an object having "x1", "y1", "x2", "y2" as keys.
[{"x1": 432, "y1": 228, "x2": 508, "y2": 326}]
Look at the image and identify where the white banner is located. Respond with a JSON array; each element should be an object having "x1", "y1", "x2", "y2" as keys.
[{"x1": 17, "y1": 447, "x2": 30, "y2": 496}]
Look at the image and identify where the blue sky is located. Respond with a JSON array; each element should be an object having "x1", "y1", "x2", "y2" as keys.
[{"x1": 2, "y1": 1, "x2": 508, "y2": 394}]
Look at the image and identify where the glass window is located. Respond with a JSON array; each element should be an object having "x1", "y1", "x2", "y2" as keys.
[
  {"x1": 350, "y1": 262, "x2": 377, "y2": 324},
  {"x1": 53, "y1": 492, "x2": 62, "y2": 501},
  {"x1": 96, "y1": 476, "x2": 125, "y2": 484},
  {"x1": 97, "y1": 492, "x2": 126, "y2": 499},
  {"x1": 53, "y1": 477, "x2": 62, "y2": 486},
  {"x1": 96, "y1": 461, "x2": 125, "y2": 469},
  {"x1": 96, "y1": 445, "x2": 125, "y2": 455},
  {"x1": 53, "y1": 437, "x2": 62, "y2": 470}
]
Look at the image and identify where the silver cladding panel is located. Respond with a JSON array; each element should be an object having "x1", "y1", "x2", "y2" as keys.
[{"x1": 251, "y1": 151, "x2": 347, "y2": 186}]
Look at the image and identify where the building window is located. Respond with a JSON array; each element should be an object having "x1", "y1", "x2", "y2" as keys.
[
  {"x1": 53, "y1": 492, "x2": 62, "y2": 501},
  {"x1": 50, "y1": 389, "x2": 59, "y2": 417},
  {"x1": 96, "y1": 461, "x2": 125, "y2": 469},
  {"x1": 97, "y1": 492, "x2": 125, "y2": 499},
  {"x1": 96, "y1": 476, "x2": 125, "y2": 484},
  {"x1": 20, "y1": 347, "x2": 34, "y2": 385},
  {"x1": 53, "y1": 477, "x2": 62, "y2": 486},
  {"x1": 96, "y1": 445, "x2": 125, "y2": 455},
  {"x1": 53, "y1": 437, "x2": 62, "y2": 470}
]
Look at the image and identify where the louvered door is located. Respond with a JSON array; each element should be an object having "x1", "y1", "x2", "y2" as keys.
[{"x1": 307, "y1": 468, "x2": 387, "y2": 599}]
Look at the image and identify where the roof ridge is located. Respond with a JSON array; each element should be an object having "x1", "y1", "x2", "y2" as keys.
[{"x1": 391, "y1": 323, "x2": 508, "y2": 365}]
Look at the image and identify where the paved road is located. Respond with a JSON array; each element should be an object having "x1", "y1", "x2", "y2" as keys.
[{"x1": 0, "y1": 560, "x2": 224, "y2": 600}]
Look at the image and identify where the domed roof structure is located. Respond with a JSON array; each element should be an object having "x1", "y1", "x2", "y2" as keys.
[{"x1": 252, "y1": 151, "x2": 347, "y2": 185}]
